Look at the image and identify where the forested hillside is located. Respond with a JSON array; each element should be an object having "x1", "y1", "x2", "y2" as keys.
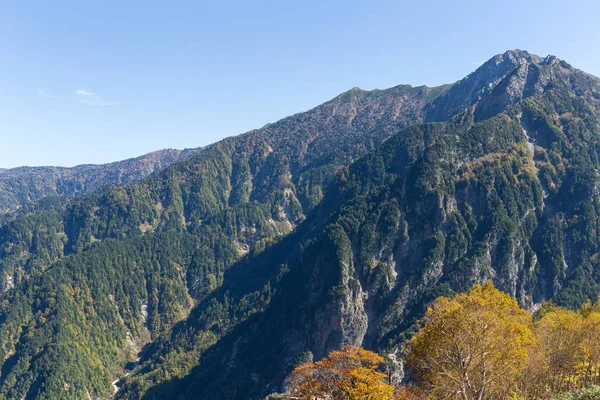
[
  {"x1": 0, "y1": 148, "x2": 200, "y2": 214},
  {"x1": 1, "y1": 50, "x2": 599, "y2": 399}
]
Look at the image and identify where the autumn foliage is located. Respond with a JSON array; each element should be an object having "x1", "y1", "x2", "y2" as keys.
[
  {"x1": 284, "y1": 282, "x2": 600, "y2": 400},
  {"x1": 404, "y1": 282, "x2": 600, "y2": 399},
  {"x1": 517, "y1": 301, "x2": 600, "y2": 398},
  {"x1": 286, "y1": 345, "x2": 395, "y2": 399},
  {"x1": 406, "y1": 281, "x2": 534, "y2": 399}
]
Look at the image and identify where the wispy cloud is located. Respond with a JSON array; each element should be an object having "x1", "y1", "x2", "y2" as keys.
[
  {"x1": 75, "y1": 89, "x2": 122, "y2": 106},
  {"x1": 470, "y1": 60, "x2": 485, "y2": 67},
  {"x1": 38, "y1": 87, "x2": 123, "y2": 106},
  {"x1": 38, "y1": 88, "x2": 59, "y2": 98},
  {"x1": 75, "y1": 89, "x2": 95, "y2": 96}
]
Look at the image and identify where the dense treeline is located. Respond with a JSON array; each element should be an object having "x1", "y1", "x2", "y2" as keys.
[{"x1": 0, "y1": 200, "x2": 293, "y2": 399}]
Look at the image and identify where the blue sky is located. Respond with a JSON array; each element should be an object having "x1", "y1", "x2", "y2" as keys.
[{"x1": 1, "y1": 0, "x2": 599, "y2": 168}]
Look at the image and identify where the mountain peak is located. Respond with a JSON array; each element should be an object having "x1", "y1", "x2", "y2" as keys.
[
  {"x1": 501, "y1": 49, "x2": 541, "y2": 62},
  {"x1": 481, "y1": 49, "x2": 578, "y2": 76},
  {"x1": 425, "y1": 49, "x2": 584, "y2": 122},
  {"x1": 476, "y1": 49, "x2": 543, "y2": 78}
]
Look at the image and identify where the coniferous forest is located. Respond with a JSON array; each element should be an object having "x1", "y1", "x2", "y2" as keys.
[{"x1": 1, "y1": 50, "x2": 600, "y2": 399}]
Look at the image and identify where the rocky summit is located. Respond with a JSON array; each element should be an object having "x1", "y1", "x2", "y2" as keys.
[{"x1": 0, "y1": 50, "x2": 599, "y2": 399}]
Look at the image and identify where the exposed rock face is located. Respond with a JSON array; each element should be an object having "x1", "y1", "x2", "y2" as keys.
[
  {"x1": 311, "y1": 231, "x2": 368, "y2": 359},
  {"x1": 2, "y1": 274, "x2": 13, "y2": 291},
  {"x1": 426, "y1": 50, "x2": 587, "y2": 123}
]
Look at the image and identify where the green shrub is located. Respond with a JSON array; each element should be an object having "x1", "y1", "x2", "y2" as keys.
[{"x1": 556, "y1": 386, "x2": 600, "y2": 400}]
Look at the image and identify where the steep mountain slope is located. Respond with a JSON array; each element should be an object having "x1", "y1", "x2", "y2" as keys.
[
  {"x1": 0, "y1": 64, "x2": 446, "y2": 400},
  {"x1": 116, "y1": 53, "x2": 600, "y2": 399},
  {"x1": 0, "y1": 80, "x2": 446, "y2": 294},
  {"x1": 0, "y1": 50, "x2": 598, "y2": 399},
  {"x1": 0, "y1": 148, "x2": 201, "y2": 214}
]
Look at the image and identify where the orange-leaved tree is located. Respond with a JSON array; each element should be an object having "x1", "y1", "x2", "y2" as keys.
[
  {"x1": 286, "y1": 345, "x2": 395, "y2": 399},
  {"x1": 405, "y1": 281, "x2": 533, "y2": 400},
  {"x1": 392, "y1": 384, "x2": 426, "y2": 400}
]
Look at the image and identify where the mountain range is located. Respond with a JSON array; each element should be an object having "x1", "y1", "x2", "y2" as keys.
[
  {"x1": 0, "y1": 49, "x2": 599, "y2": 399},
  {"x1": 0, "y1": 148, "x2": 201, "y2": 214}
]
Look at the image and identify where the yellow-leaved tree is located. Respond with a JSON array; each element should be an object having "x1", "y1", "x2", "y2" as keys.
[
  {"x1": 286, "y1": 345, "x2": 395, "y2": 400},
  {"x1": 405, "y1": 281, "x2": 533, "y2": 400},
  {"x1": 526, "y1": 299, "x2": 600, "y2": 395},
  {"x1": 580, "y1": 301, "x2": 600, "y2": 387}
]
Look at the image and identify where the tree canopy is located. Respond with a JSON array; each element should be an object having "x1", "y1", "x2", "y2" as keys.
[
  {"x1": 401, "y1": 282, "x2": 600, "y2": 400},
  {"x1": 406, "y1": 281, "x2": 534, "y2": 400},
  {"x1": 286, "y1": 345, "x2": 395, "y2": 400}
]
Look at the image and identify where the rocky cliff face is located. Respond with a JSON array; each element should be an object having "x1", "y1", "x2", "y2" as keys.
[{"x1": 426, "y1": 50, "x2": 596, "y2": 122}]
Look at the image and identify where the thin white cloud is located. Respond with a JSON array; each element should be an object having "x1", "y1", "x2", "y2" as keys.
[
  {"x1": 38, "y1": 88, "x2": 59, "y2": 98},
  {"x1": 38, "y1": 87, "x2": 122, "y2": 106},
  {"x1": 75, "y1": 89, "x2": 123, "y2": 106},
  {"x1": 75, "y1": 89, "x2": 95, "y2": 96}
]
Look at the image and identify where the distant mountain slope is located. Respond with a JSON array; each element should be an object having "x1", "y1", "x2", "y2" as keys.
[
  {"x1": 0, "y1": 148, "x2": 201, "y2": 213},
  {"x1": 0, "y1": 50, "x2": 599, "y2": 400}
]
